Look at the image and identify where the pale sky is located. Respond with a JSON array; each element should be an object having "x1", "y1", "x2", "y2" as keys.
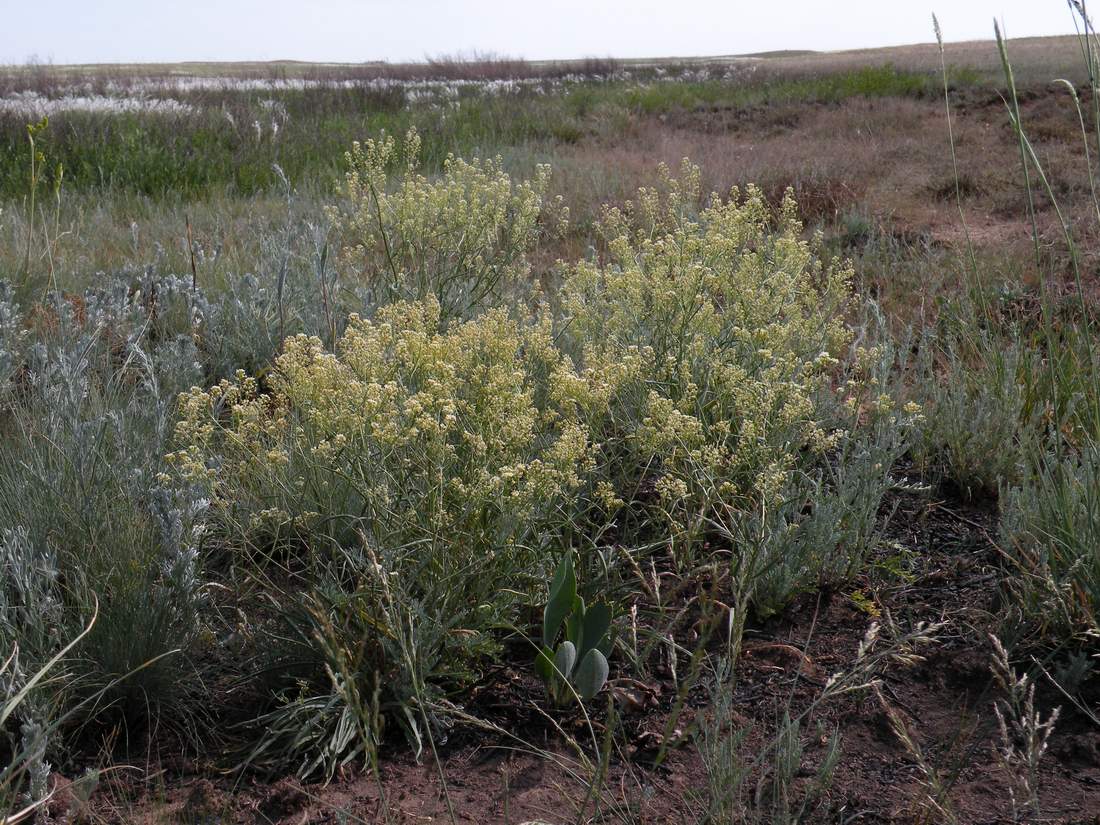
[{"x1": 0, "y1": 1, "x2": 1082, "y2": 65}]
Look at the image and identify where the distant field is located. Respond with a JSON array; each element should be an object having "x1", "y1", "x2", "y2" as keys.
[
  {"x1": 0, "y1": 33, "x2": 1090, "y2": 308},
  {"x1": 0, "y1": 33, "x2": 1084, "y2": 78}
]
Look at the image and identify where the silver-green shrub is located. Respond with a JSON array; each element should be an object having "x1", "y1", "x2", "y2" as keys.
[
  {"x1": 1001, "y1": 444, "x2": 1100, "y2": 640},
  {"x1": 0, "y1": 283, "x2": 208, "y2": 751},
  {"x1": 914, "y1": 330, "x2": 1036, "y2": 497}
]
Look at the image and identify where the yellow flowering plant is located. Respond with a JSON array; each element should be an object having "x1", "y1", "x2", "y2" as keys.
[
  {"x1": 172, "y1": 297, "x2": 592, "y2": 553},
  {"x1": 170, "y1": 298, "x2": 594, "y2": 757},
  {"x1": 168, "y1": 151, "x2": 916, "y2": 775},
  {"x1": 557, "y1": 161, "x2": 854, "y2": 565},
  {"x1": 331, "y1": 129, "x2": 566, "y2": 321}
]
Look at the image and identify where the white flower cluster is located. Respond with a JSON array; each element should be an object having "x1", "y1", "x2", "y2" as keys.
[{"x1": 0, "y1": 90, "x2": 195, "y2": 117}]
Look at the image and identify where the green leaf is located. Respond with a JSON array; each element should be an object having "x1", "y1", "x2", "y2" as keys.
[
  {"x1": 542, "y1": 554, "x2": 575, "y2": 645},
  {"x1": 548, "y1": 553, "x2": 574, "y2": 603},
  {"x1": 553, "y1": 640, "x2": 577, "y2": 682},
  {"x1": 534, "y1": 644, "x2": 555, "y2": 684},
  {"x1": 574, "y1": 649, "x2": 609, "y2": 700},
  {"x1": 578, "y1": 601, "x2": 611, "y2": 663},
  {"x1": 566, "y1": 595, "x2": 585, "y2": 647}
]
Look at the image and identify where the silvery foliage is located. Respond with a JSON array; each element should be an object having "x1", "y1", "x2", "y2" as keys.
[
  {"x1": 753, "y1": 419, "x2": 906, "y2": 611},
  {"x1": 147, "y1": 484, "x2": 209, "y2": 631},
  {"x1": 0, "y1": 527, "x2": 61, "y2": 804},
  {"x1": 18, "y1": 718, "x2": 50, "y2": 805},
  {"x1": 0, "y1": 528, "x2": 63, "y2": 660},
  {"x1": 0, "y1": 281, "x2": 25, "y2": 391},
  {"x1": 748, "y1": 316, "x2": 916, "y2": 616},
  {"x1": 0, "y1": 245, "x2": 351, "y2": 749},
  {"x1": 0, "y1": 276, "x2": 209, "y2": 716},
  {"x1": 14, "y1": 278, "x2": 197, "y2": 466},
  {"x1": 198, "y1": 268, "x2": 287, "y2": 376},
  {"x1": 197, "y1": 219, "x2": 363, "y2": 378}
]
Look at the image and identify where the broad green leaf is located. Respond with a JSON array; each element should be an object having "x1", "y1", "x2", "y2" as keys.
[
  {"x1": 553, "y1": 640, "x2": 577, "y2": 681},
  {"x1": 542, "y1": 555, "x2": 575, "y2": 645},
  {"x1": 534, "y1": 644, "x2": 555, "y2": 684},
  {"x1": 578, "y1": 601, "x2": 611, "y2": 662},
  {"x1": 566, "y1": 594, "x2": 585, "y2": 648},
  {"x1": 574, "y1": 649, "x2": 609, "y2": 700}
]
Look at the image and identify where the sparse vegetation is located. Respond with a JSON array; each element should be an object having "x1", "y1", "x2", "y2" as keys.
[{"x1": 3, "y1": 11, "x2": 1100, "y2": 824}]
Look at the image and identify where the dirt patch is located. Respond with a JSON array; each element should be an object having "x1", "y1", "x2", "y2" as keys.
[{"x1": 552, "y1": 85, "x2": 1100, "y2": 282}]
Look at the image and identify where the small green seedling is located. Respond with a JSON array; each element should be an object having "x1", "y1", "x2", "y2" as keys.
[{"x1": 534, "y1": 554, "x2": 612, "y2": 704}]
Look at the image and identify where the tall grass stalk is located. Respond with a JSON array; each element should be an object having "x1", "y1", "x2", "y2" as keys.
[
  {"x1": 933, "y1": 14, "x2": 984, "y2": 316},
  {"x1": 991, "y1": 2, "x2": 1100, "y2": 648}
]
